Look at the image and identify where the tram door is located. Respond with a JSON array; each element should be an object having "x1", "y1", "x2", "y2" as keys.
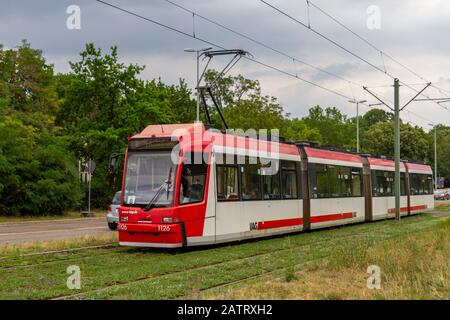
[{"x1": 178, "y1": 151, "x2": 216, "y2": 245}]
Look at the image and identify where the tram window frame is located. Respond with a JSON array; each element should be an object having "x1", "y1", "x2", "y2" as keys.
[
  {"x1": 400, "y1": 172, "x2": 406, "y2": 196},
  {"x1": 312, "y1": 163, "x2": 362, "y2": 198},
  {"x1": 216, "y1": 157, "x2": 240, "y2": 201},
  {"x1": 351, "y1": 168, "x2": 363, "y2": 197},
  {"x1": 371, "y1": 170, "x2": 407, "y2": 197},
  {"x1": 281, "y1": 160, "x2": 299, "y2": 199},
  {"x1": 410, "y1": 173, "x2": 433, "y2": 195},
  {"x1": 261, "y1": 158, "x2": 282, "y2": 200},
  {"x1": 315, "y1": 164, "x2": 329, "y2": 198},
  {"x1": 179, "y1": 152, "x2": 208, "y2": 205},
  {"x1": 240, "y1": 156, "x2": 262, "y2": 201},
  {"x1": 372, "y1": 170, "x2": 394, "y2": 197},
  {"x1": 220, "y1": 156, "x2": 301, "y2": 202}
]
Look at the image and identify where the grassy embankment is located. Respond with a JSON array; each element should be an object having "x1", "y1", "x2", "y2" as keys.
[
  {"x1": 434, "y1": 200, "x2": 450, "y2": 212},
  {"x1": 0, "y1": 213, "x2": 448, "y2": 300},
  {"x1": 201, "y1": 217, "x2": 450, "y2": 300}
]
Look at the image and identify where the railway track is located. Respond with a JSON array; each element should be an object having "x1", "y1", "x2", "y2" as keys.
[
  {"x1": 49, "y1": 219, "x2": 431, "y2": 300},
  {"x1": 175, "y1": 230, "x2": 437, "y2": 299},
  {"x1": 49, "y1": 245, "x2": 336, "y2": 300},
  {"x1": 189, "y1": 255, "x2": 330, "y2": 299},
  {"x1": 1, "y1": 222, "x2": 367, "y2": 269},
  {"x1": 0, "y1": 244, "x2": 119, "y2": 269}
]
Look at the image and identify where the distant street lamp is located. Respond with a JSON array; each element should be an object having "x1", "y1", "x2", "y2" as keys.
[
  {"x1": 349, "y1": 99, "x2": 367, "y2": 153},
  {"x1": 184, "y1": 47, "x2": 213, "y2": 123}
]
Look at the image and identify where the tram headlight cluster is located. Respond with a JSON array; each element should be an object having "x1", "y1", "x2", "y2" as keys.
[{"x1": 162, "y1": 217, "x2": 173, "y2": 223}]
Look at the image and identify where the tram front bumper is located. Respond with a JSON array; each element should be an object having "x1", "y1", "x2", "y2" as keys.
[{"x1": 118, "y1": 222, "x2": 185, "y2": 248}]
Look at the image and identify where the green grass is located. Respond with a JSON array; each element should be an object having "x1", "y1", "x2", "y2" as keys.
[
  {"x1": 205, "y1": 216, "x2": 450, "y2": 300},
  {"x1": 435, "y1": 202, "x2": 450, "y2": 212},
  {"x1": 0, "y1": 214, "x2": 446, "y2": 300}
]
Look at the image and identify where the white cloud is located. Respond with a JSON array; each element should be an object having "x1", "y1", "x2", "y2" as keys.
[{"x1": 2, "y1": 0, "x2": 450, "y2": 128}]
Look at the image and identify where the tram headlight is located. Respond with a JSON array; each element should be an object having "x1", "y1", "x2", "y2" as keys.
[{"x1": 162, "y1": 217, "x2": 173, "y2": 223}]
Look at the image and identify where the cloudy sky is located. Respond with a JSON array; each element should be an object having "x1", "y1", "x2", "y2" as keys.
[{"x1": 3, "y1": 0, "x2": 450, "y2": 129}]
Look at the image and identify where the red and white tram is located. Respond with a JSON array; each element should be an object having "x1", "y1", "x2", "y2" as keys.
[{"x1": 118, "y1": 123, "x2": 434, "y2": 248}]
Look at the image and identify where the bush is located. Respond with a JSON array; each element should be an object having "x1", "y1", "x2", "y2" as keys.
[{"x1": 0, "y1": 117, "x2": 82, "y2": 216}]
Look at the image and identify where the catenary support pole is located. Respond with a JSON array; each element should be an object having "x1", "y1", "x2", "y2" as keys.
[
  {"x1": 434, "y1": 126, "x2": 437, "y2": 188},
  {"x1": 357, "y1": 101, "x2": 360, "y2": 153},
  {"x1": 196, "y1": 50, "x2": 200, "y2": 122},
  {"x1": 88, "y1": 173, "x2": 91, "y2": 214},
  {"x1": 394, "y1": 78, "x2": 401, "y2": 221}
]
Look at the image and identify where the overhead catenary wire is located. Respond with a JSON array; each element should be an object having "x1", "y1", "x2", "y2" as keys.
[
  {"x1": 258, "y1": 0, "x2": 394, "y2": 78},
  {"x1": 94, "y1": 0, "x2": 430, "y2": 128},
  {"x1": 161, "y1": 0, "x2": 419, "y2": 120},
  {"x1": 259, "y1": 0, "x2": 450, "y2": 116},
  {"x1": 307, "y1": 0, "x2": 450, "y2": 100},
  {"x1": 95, "y1": 0, "x2": 361, "y2": 103},
  {"x1": 162, "y1": 0, "x2": 364, "y2": 89},
  {"x1": 307, "y1": 0, "x2": 450, "y2": 114}
]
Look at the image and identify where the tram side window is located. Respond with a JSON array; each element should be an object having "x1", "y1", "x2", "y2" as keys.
[
  {"x1": 427, "y1": 175, "x2": 434, "y2": 194},
  {"x1": 314, "y1": 164, "x2": 361, "y2": 198},
  {"x1": 241, "y1": 157, "x2": 262, "y2": 200},
  {"x1": 401, "y1": 173, "x2": 406, "y2": 196},
  {"x1": 427, "y1": 175, "x2": 433, "y2": 194},
  {"x1": 327, "y1": 165, "x2": 341, "y2": 197},
  {"x1": 351, "y1": 169, "x2": 362, "y2": 197},
  {"x1": 410, "y1": 174, "x2": 433, "y2": 195},
  {"x1": 216, "y1": 165, "x2": 239, "y2": 201},
  {"x1": 315, "y1": 164, "x2": 329, "y2": 198},
  {"x1": 179, "y1": 153, "x2": 208, "y2": 205},
  {"x1": 372, "y1": 170, "x2": 407, "y2": 196},
  {"x1": 372, "y1": 170, "x2": 394, "y2": 197},
  {"x1": 261, "y1": 159, "x2": 281, "y2": 200},
  {"x1": 281, "y1": 161, "x2": 298, "y2": 199}
]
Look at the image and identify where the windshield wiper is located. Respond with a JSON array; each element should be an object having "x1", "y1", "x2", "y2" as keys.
[{"x1": 143, "y1": 167, "x2": 173, "y2": 212}]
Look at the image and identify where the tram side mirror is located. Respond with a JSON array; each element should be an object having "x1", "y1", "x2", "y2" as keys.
[
  {"x1": 108, "y1": 157, "x2": 116, "y2": 176},
  {"x1": 108, "y1": 153, "x2": 123, "y2": 176}
]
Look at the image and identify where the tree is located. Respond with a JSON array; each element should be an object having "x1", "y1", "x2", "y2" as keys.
[
  {"x1": 56, "y1": 44, "x2": 196, "y2": 207},
  {"x1": 0, "y1": 41, "x2": 82, "y2": 216},
  {"x1": 0, "y1": 40, "x2": 58, "y2": 130},
  {"x1": 282, "y1": 118, "x2": 322, "y2": 142},
  {"x1": 302, "y1": 106, "x2": 355, "y2": 148},
  {"x1": 363, "y1": 121, "x2": 430, "y2": 161},
  {"x1": 0, "y1": 117, "x2": 81, "y2": 216},
  {"x1": 204, "y1": 70, "x2": 259, "y2": 108},
  {"x1": 360, "y1": 108, "x2": 393, "y2": 128},
  {"x1": 57, "y1": 44, "x2": 144, "y2": 131},
  {"x1": 2, "y1": 40, "x2": 447, "y2": 214}
]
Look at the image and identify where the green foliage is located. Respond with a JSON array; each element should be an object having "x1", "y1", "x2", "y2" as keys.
[
  {"x1": 56, "y1": 44, "x2": 196, "y2": 207},
  {"x1": 202, "y1": 70, "x2": 287, "y2": 131},
  {"x1": 0, "y1": 117, "x2": 81, "y2": 216},
  {"x1": 0, "y1": 40, "x2": 58, "y2": 129},
  {"x1": 359, "y1": 108, "x2": 393, "y2": 132},
  {"x1": 363, "y1": 121, "x2": 430, "y2": 160},
  {"x1": 1, "y1": 40, "x2": 449, "y2": 216},
  {"x1": 302, "y1": 106, "x2": 356, "y2": 148},
  {"x1": 282, "y1": 118, "x2": 322, "y2": 142},
  {"x1": 0, "y1": 41, "x2": 81, "y2": 216}
]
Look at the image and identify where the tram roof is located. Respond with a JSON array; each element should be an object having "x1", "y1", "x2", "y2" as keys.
[{"x1": 131, "y1": 123, "x2": 204, "y2": 140}]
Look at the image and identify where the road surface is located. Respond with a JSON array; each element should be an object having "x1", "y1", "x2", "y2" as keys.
[{"x1": 0, "y1": 218, "x2": 111, "y2": 244}]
